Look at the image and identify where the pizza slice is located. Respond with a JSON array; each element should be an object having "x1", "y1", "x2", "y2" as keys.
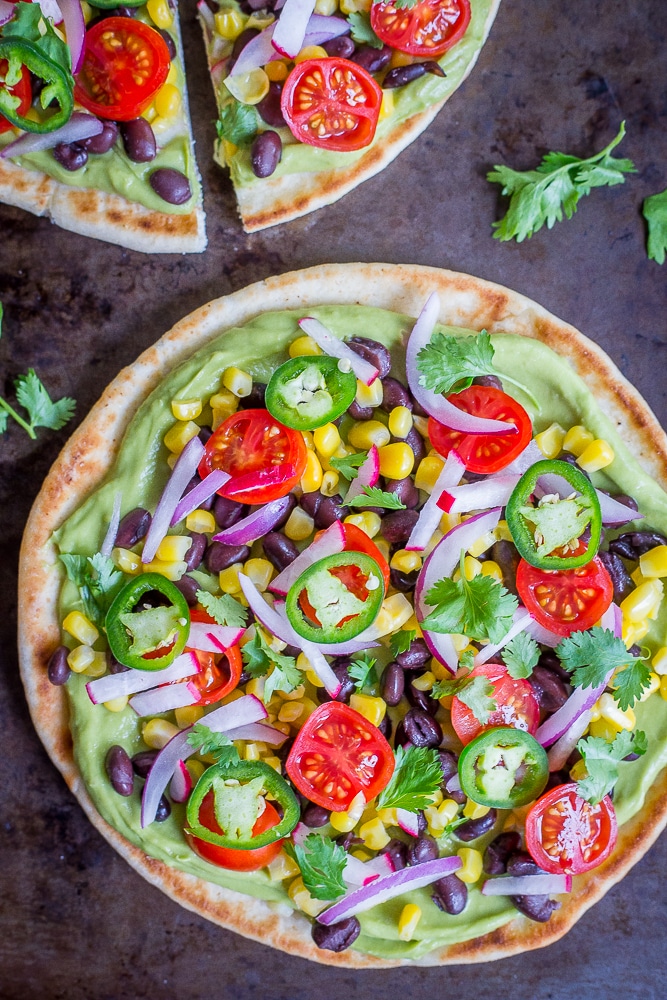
[
  {"x1": 0, "y1": 0, "x2": 206, "y2": 253},
  {"x1": 198, "y1": 0, "x2": 500, "y2": 232}
]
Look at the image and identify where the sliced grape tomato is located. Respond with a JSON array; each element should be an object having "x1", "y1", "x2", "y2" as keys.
[
  {"x1": 516, "y1": 555, "x2": 613, "y2": 638},
  {"x1": 371, "y1": 0, "x2": 471, "y2": 58},
  {"x1": 525, "y1": 782, "x2": 618, "y2": 875},
  {"x1": 450, "y1": 662, "x2": 540, "y2": 747}
]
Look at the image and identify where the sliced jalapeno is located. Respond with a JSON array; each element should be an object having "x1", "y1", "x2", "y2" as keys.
[
  {"x1": 105, "y1": 573, "x2": 190, "y2": 671},
  {"x1": 458, "y1": 728, "x2": 549, "y2": 809},
  {"x1": 285, "y1": 551, "x2": 385, "y2": 643},
  {"x1": 265, "y1": 356, "x2": 357, "y2": 431},
  {"x1": 0, "y1": 39, "x2": 73, "y2": 134}
]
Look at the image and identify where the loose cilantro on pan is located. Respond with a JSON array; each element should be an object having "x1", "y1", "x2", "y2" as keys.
[
  {"x1": 389, "y1": 628, "x2": 417, "y2": 658},
  {"x1": 502, "y1": 631, "x2": 540, "y2": 679},
  {"x1": 431, "y1": 671, "x2": 497, "y2": 725},
  {"x1": 416, "y1": 330, "x2": 535, "y2": 403},
  {"x1": 487, "y1": 121, "x2": 636, "y2": 242},
  {"x1": 241, "y1": 628, "x2": 302, "y2": 703},
  {"x1": 59, "y1": 552, "x2": 123, "y2": 626},
  {"x1": 643, "y1": 187, "x2": 667, "y2": 265},
  {"x1": 187, "y1": 724, "x2": 241, "y2": 769},
  {"x1": 421, "y1": 552, "x2": 518, "y2": 643},
  {"x1": 216, "y1": 102, "x2": 259, "y2": 146},
  {"x1": 377, "y1": 745, "x2": 443, "y2": 812},
  {"x1": 285, "y1": 833, "x2": 348, "y2": 901},
  {"x1": 576, "y1": 730, "x2": 647, "y2": 805},
  {"x1": 0, "y1": 369, "x2": 76, "y2": 439},
  {"x1": 345, "y1": 486, "x2": 407, "y2": 510},
  {"x1": 555, "y1": 626, "x2": 651, "y2": 710},
  {"x1": 348, "y1": 653, "x2": 377, "y2": 692},
  {"x1": 196, "y1": 590, "x2": 248, "y2": 629},
  {"x1": 329, "y1": 451, "x2": 367, "y2": 480},
  {"x1": 346, "y1": 11, "x2": 384, "y2": 48}
]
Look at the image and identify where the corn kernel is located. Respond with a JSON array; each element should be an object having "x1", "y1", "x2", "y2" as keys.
[
  {"x1": 453, "y1": 555, "x2": 483, "y2": 581},
  {"x1": 412, "y1": 414, "x2": 430, "y2": 438},
  {"x1": 142, "y1": 718, "x2": 180, "y2": 749},
  {"x1": 660, "y1": 675, "x2": 667, "y2": 702},
  {"x1": 104, "y1": 695, "x2": 129, "y2": 712},
  {"x1": 359, "y1": 817, "x2": 391, "y2": 850},
  {"x1": 62, "y1": 610, "x2": 99, "y2": 646},
  {"x1": 621, "y1": 617, "x2": 650, "y2": 647},
  {"x1": 171, "y1": 398, "x2": 202, "y2": 421},
  {"x1": 398, "y1": 903, "x2": 422, "y2": 942},
  {"x1": 242, "y1": 742, "x2": 262, "y2": 762},
  {"x1": 222, "y1": 366, "x2": 253, "y2": 398},
  {"x1": 463, "y1": 800, "x2": 490, "y2": 820},
  {"x1": 186, "y1": 759, "x2": 205, "y2": 784},
  {"x1": 314, "y1": 0, "x2": 337, "y2": 13},
  {"x1": 378, "y1": 442, "x2": 415, "y2": 480},
  {"x1": 288, "y1": 876, "x2": 328, "y2": 916},
  {"x1": 640, "y1": 672, "x2": 661, "y2": 702},
  {"x1": 66, "y1": 645, "x2": 94, "y2": 674},
  {"x1": 306, "y1": 668, "x2": 325, "y2": 688},
  {"x1": 330, "y1": 792, "x2": 365, "y2": 833},
  {"x1": 320, "y1": 470, "x2": 340, "y2": 497},
  {"x1": 589, "y1": 699, "x2": 602, "y2": 722},
  {"x1": 373, "y1": 536, "x2": 390, "y2": 562},
  {"x1": 355, "y1": 378, "x2": 384, "y2": 409},
  {"x1": 588, "y1": 718, "x2": 620, "y2": 741},
  {"x1": 598, "y1": 692, "x2": 636, "y2": 732},
  {"x1": 284, "y1": 507, "x2": 315, "y2": 541},
  {"x1": 278, "y1": 701, "x2": 306, "y2": 724},
  {"x1": 562, "y1": 425, "x2": 595, "y2": 457},
  {"x1": 245, "y1": 11, "x2": 274, "y2": 30},
  {"x1": 268, "y1": 851, "x2": 300, "y2": 881},
  {"x1": 112, "y1": 546, "x2": 142, "y2": 574},
  {"x1": 219, "y1": 562, "x2": 244, "y2": 594},
  {"x1": 349, "y1": 693, "x2": 386, "y2": 727},
  {"x1": 411, "y1": 671, "x2": 435, "y2": 692},
  {"x1": 620, "y1": 579, "x2": 663, "y2": 622},
  {"x1": 156, "y1": 534, "x2": 192, "y2": 562},
  {"x1": 142, "y1": 558, "x2": 187, "y2": 581},
  {"x1": 83, "y1": 651, "x2": 107, "y2": 677},
  {"x1": 244, "y1": 557, "x2": 274, "y2": 593},
  {"x1": 289, "y1": 335, "x2": 321, "y2": 357},
  {"x1": 534, "y1": 422, "x2": 567, "y2": 459},
  {"x1": 210, "y1": 389, "x2": 238, "y2": 428},
  {"x1": 340, "y1": 0, "x2": 370, "y2": 12},
  {"x1": 81, "y1": 1, "x2": 93, "y2": 23},
  {"x1": 313, "y1": 422, "x2": 341, "y2": 459},
  {"x1": 263, "y1": 755, "x2": 283, "y2": 772},
  {"x1": 481, "y1": 560, "x2": 504, "y2": 582},
  {"x1": 456, "y1": 848, "x2": 483, "y2": 883},
  {"x1": 164, "y1": 420, "x2": 200, "y2": 454},
  {"x1": 388, "y1": 406, "x2": 413, "y2": 438},
  {"x1": 569, "y1": 759, "x2": 588, "y2": 781},
  {"x1": 424, "y1": 804, "x2": 446, "y2": 835},
  {"x1": 640, "y1": 545, "x2": 667, "y2": 579},
  {"x1": 631, "y1": 567, "x2": 645, "y2": 587},
  {"x1": 438, "y1": 798, "x2": 459, "y2": 825},
  {"x1": 246, "y1": 676, "x2": 266, "y2": 700},
  {"x1": 175, "y1": 704, "x2": 205, "y2": 729},
  {"x1": 278, "y1": 683, "x2": 306, "y2": 701},
  {"x1": 414, "y1": 455, "x2": 445, "y2": 492},
  {"x1": 390, "y1": 548, "x2": 422, "y2": 573},
  {"x1": 344, "y1": 511, "x2": 382, "y2": 538},
  {"x1": 295, "y1": 44, "x2": 328, "y2": 62},
  {"x1": 652, "y1": 647, "x2": 667, "y2": 676},
  {"x1": 577, "y1": 439, "x2": 615, "y2": 473},
  {"x1": 468, "y1": 529, "x2": 496, "y2": 558},
  {"x1": 214, "y1": 7, "x2": 245, "y2": 38},
  {"x1": 379, "y1": 88, "x2": 395, "y2": 119},
  {"x1": 439, "y1": 511, "x2": 461, "y2": 535},
  {"x1": 265, "y1": 59, "x2": 289, "y2": 82},
  {"x1": 495, "y1": 519, "x2": 513, "y2": 542},
  {"x1": 348, "y1": 419, "x2": 390, "y2": 451},
  {"x1": 185, "y1": 509, "x2": 216, "y2": 534},
  {"x1": 147, "y1": 0, "x2": 173, "y2": 28},
  {"x1": 389, "y1": 48, "x2": 413, "y2": 68},
  {"x1": 154, "y1": 82, "x2": 180, "y2": 119},
  {"x1": 371, "y1": 593, "x2": 413, "y2": 637}
]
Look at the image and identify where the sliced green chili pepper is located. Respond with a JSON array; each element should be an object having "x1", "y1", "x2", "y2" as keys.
[
  {"x1": 285, "y1": 551, "x2": 385, "y2": 643},
  {"x1": 87, "y1": 0, "x2": 144, "y2": 7},
  {"x1": 0, "y1": 39, "x2": 73, "y2": 134},
  {"x1": 506, "y1": 459, "x2": 602, "y2": 570},
  {"x1": 186, "y1": 760, "x2": 300, "y2": 849},
  {"x1": 265, "y1": 356, "x2": 357, "y2": 431},
  {"x1": 105, "y1": 573, "x2": 190, "y2": 671},
  {"x1": 458, "y1": 728, "x2": 549, "y2": 809}
]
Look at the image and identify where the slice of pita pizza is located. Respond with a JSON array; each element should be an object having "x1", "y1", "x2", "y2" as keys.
[{"x1": 198, "y1": 0, "x2": 500, "y2": 232}]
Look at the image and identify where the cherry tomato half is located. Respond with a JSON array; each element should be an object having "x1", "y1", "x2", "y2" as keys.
[
  {"x1": 341, "y1": 522, "x2": 391, "y2": 592},
  {"x1": 186, "y1": 794, "x2": 284, "y2": 871},
  {"x1": 185, "y1": 611, "x2": 243, "y2": 706},
  {"x1": 0, "y1": 61, "x2": 32, "y2": 135},
  {"x1": 429, "y1": 386, "x2": 532, "y2": 475},
  {"x1": 371, "y1": 0, "x2": 471, "y2": 58},
  {"x1": 516, "y1": 554, "x2": 613, "y2": 638},
  {"x1": 199, "y1": 408, "x2": 307, "y2": 505},
  {"x1": 525, "y1": 783, "x2": 618, "y2": 875},
  {"x1": 450, "y1": 662, "x2": 540, "y2": 746},
  {"x1": 286, "y1": 702, "x2": 394, "y2": 812},
  {"x1": 74, "y1": 18, "x2": 170, "y2": 121},
  {"x1": 281, "y1": 58, "x2": 382, "y2": 153}
]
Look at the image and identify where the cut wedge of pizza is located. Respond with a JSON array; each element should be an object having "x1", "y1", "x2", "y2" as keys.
[
  {"x1": 198, "y1": 0, "x2": 500, "y2": 231},
  {"x1": 0, "y1": 0, "x2": 206, "y2": 253}
]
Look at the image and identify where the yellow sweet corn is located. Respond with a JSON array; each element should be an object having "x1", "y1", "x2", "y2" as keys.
[
  {"x1": 620, "y1": 579, "x2": 663, "y2": 622},
  {"x1": 577, "y1": 439, "x2": 615, "y2": 473},
  {"x1": 456, "y1": 848, "x2": 483, "y2": 883},
  {"x1": 163, "y1": 420, "x2": 200, "y2": 454},
  {"x1": 359, "y1": 817, "x2": 391, "y2": 850},
  {"x1": 214, "y1": 8, "x2": 245, "y2": 38},
  {"x1": 481, "y1": 560, "x2": 504, "y2": 582},
  {"x1": 348, "y1": 419, "x2": 391, "y2": 450},
  {"x1": 463, "y1": 800, "x2": 490, "y2": 820},
  {"x1": 244, "y1": 557, "x2": 274, "y2": 592},
  {"x1": 62, "y1": 610, "x2": 99, "y2": 646},
  {"x1": 171, "y1": 398, "x2": 202, "y2": 421},
  {"x1": 320, "y1": 470, "x2": 340, "y2": 496},
  {"x1": 372, "y1": 593, "x2": 413, "y2": 636},
  {"x1": 154, "y1": 82, "x2": 181, "y2": 119},
  {"x1": 313, "y1": 422, "x2": 341, "y2": 459},
  {"x1": 83, "y1": 651, "x2": 107, "y2": 677},
  {"x1": 295, "y1": 44, "x2": 328, "y2": 62},
  {"x1": 388, "y1": 406, "x2": 413, "y2": 438},
  {"x1": 639, "y1": 672, "x2": 660, "y2": 702},
  {"x1": 289, "y1": 335, "x2": 321, "y2": 358},
  {"x1": 103, "y1": 695, "x2": 129, "y2": 713},
  {"x1": 355, "y1": 378, "x2": 384, "y2": 409},
  {"x1": 288, "y1": 877, "x2": 328, "y2": 916},
  {"x1": 411, "y1": 671, "x2": 435, "y2": 691},
  {"x1": 186, "y1": 509, "x2": 216, "y2": 534},
  {"x1": 562, "y1": 425, "x2": 595, "y2": 456},
  {"x1": 660, "y1": 675, "x2": 667, "y2": 702},
  {"x1": 598, "y1": 692, "x2": 636, "y2": 732},
  {"x1": 398, "y1": 904, "x2": 422, "y2": 942},
  {"x1": 378, "y1": 442, "x2": 415, "y2": 479},
  {"x1": 349, "y1": 693, "x2": 386, "y2": 727},
  {"x1": 414, "y1": 455, "x2": 445, "y2": 492},
  {"x1": 265, "y1": 59, "x2": 289, "y2": 82},
  {"x1": 621, "y1": 617, "x2": 650, "y2": 647},
  {"x1": 640, "y1": 545, "x2": 667, "y2": 579},
  {"x1": 344, "y1": 511, "x2": 382, "y2": 538},
  {"x1": 218, "y1": 563, "x2": 244, "y2": 594},
  {"x1": 147, "y1": 0, "x2": 173, "y2": 28},
  {"x1": 156, "y1": 534, "x2": 192, "y2": 562},
  {"x1": 112, "y1": 546, "x2": 141, "y2": 574},
  {"x1": 284, "y1": 507, "x2": 315, "y2": 541},
  {"x1": 268, "y1": 851, "x2": 300, "y2": 881},
  {"x1": 652, "y1": 646, "x2": 667, "y2": 676},
  {"x1": 468, "y1": 529, "x2": 497, "y2": 558},
  {"x1": 494, "y1": 519, "x2": 513, "y2": 542},
  {"x1": 175, "y1": 704, "x2": 205, "y2": 729},
  {"x1": 210, "y1": 390, "x2": 238, "y2": 428},
  {"x1": 390, "y1": 548, "x2": 422, "y2": 573},
  {"x1": 534, "y1": 422, "x2": 566, "y2": 459},
  {"x1": 67, "y1": 644, "x2": 96, "y2": 674},
  {"x1": 222, "y1": 366, "x2": 253, "y2": 398},
  {"x1": 300, "y1": 449, "x2": 324, "y2": 493},
  {"x1": 314, "y1": 0, "x2": 337, "y2": 13},
  {"x1": 142, "y1": 718, "x2": 180, "y2": 749}
]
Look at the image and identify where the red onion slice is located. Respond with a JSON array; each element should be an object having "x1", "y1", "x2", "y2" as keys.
[
  {"x1": 37, "y1": 0, "x2": 62, "y2": 23},
  {"x1": 396, "y1": 808, "x2": 420, "y2": 837},
  {"x1": 187, "y1": 622, "x2": 246, "y2": 653},
  {"x1": 596, "y1": 491, "x2": 643, "y2": 526},
  {"x1": 231, "y1": 15, "x2": 349, "y2": 76},
  {"x1": 406, "y1": 294, "x2": 515, "y2": 435},
  {"x1": 86, "y1": 650, "x2": 200, "y2": 705},
  {"x1": 1, "y1": 112, "x2": 103, "y2": 159},
  {"x1": 129, "y1": 680, "x2": 202, "y2": 717},
  {"x1": 171, "y1": 469, "x2": 230, "y2": 525},
  {"x1": 271, "y1": 0, "x2": 317, "y2": 58},
  {"x1": 503, "y1": 440, "x2": 544, "y2": 475},
  {"x1": 317, "y1": 856, "x2": 462, "y2": 925},
  {"x1": 406, "y1": 450, "x2": 465, "y2": 551},
  {"x1": 141, "y1": 694, "x2": 267, "y2": 826},
  {"x1": 422, "y1": 629, "x2": 459, "y2": 674},
  {"x1": 481, "y1": 873, "x2": 572, "y2": 896},
  {"x1": 270, "y1": 520, "x2": 346, "y2": 596},
  {"x1": 100, "y1": 490, "x2": 123, "y2": 559},
  {"x1": 474, "y1": 609, "x2": 533, "y2": 666},
  {"x1": 299, "y1": 317, "x2": 379, "y2": 386},
  {"x1": 142, "y1": 435, "x2": 204, "y2": 564},
  {"x1": 446, "y1": 773, "x2": 462, "y2": 795},
  {"x1": 524, "y1": 617, "x2": 562, "y2": 648},
  {"x1": 212, "y1": 495, "x2": 292, "y2": 546},
  {"x1": 169, "y1": 760, "x2": 193, "y2": 804},
  {"x1": 0, "y1": 1, "x2": 16, "y2": 27},
  {"x1": 224, "y1": 721, "x2": 288, "y2": 746},
  {"x1": 343, "y1": 445, "x2": 380, "y2": 505},
  {"x1": 547, "y1": 709, "x2": 592, "y2": 772},
  {"x1": 438, "y1": 474, "x2": 521, "y2": 515},
  {"x1": 57, "y1": 0, "x2": 85, "y2": 72}
]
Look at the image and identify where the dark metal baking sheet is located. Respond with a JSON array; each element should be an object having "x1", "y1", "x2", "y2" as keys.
[{"x1": 1, "y1": 0, "x2": 666, "y2": 996}]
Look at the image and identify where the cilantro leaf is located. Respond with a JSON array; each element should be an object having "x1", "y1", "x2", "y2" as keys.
[
  {"x1": 241, "y1": 629, "x2": 302, "y2": 703},
  {"x1": 0, "y1": 369, "x2": 76, "y2": 440},
  {"x1": 59, "y1": 552, "x2": 123, "y2": 626},
  {"x1": 487, "y1": 122, "x2": 636, "y2": 242},
  {"x1": 643, "y1": 187, "x2": 667, "y2": 265},
  {"x1": 0, "y1": 410, "x2": 7, "y2": 434},
  {"x1": 216, "y1": 102, "x2": 259, "y2": 146},
  {"x1": 285, "y1": 833, "x2": 347, "y2": 901},
  {"x1": 422, "y1": 552, "x2": 518, "y2": 643},
  {"x1": 389, "y1": 628, "x2": 417, "y2": 659},
  {"x1": 556, "y1": 626, "x2": 650, "y2": 708},
  {"x1": 196, "y1": 590, "x2": 248, "y2": 629},
  {"x1": 329, "y1": 451, "x2": 367, "y2": 480},
  {"x1": 432, "y1": 673, "x2": 497, "y2": 724},
  {"x1": 502, "y1": 631, "x2": 540, "y2": 679},
  {"x1": 576, "y1": 730, "x2": 647, "y2": 804},
  {"x1": 264, "y1": 657, "x2": 303, "y2": 703},
  {"x1": 4, "y1": 3, "x2": 73, "y2": 76},
  {"x1": 612, "y1": 658, "x2": 653, "y2": 711},
  {"x1": 377, "y1": 745, "x2": 443, "y2": 811},
  {"x1": 348, "y1": 653, "x2": 377, "y2": 692},
  {"x1": 416, "y1": 330, "x2": 536, "y2": 405},
  {"x1": 345, "y1": 486, "x2": 407, "y2": 510},
  {"x1": 346, "y1": 11, "x2": 384, "y2": 48},
  {"x1": 187, "y1": 724, "x2": 241, "y2": 769}
]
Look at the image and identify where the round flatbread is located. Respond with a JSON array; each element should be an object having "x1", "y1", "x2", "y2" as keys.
[{"x1": 18, "y1": 263, "x2": 667, "y2": 967}]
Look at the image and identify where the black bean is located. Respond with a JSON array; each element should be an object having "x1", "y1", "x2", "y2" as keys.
[
  {"x1": 390, "y1": 567, "x2": 419, "y2": 593},
  {"x1": 537, "y1": 649, "x2": 571, "y2": 682},
  {"x1": 80, "y1": 120, "x2": 118, "y2": 155},
  {"x1": 299, "y1": 491, "x2": 322, "y2": 520},
  {"x1": 335, "y1": 831, "x2": 363, "y2": 851},
  {"x1": 250, "y1": 130, "x2": 282, "y2": 178},
  {"x1": 230, "y1": 27, "x2": 260, "y2": 70},
  {"x1": 87, "y1": 7, "x2": 135, "y2": 27},
  {"x1": 610, "y1": 493, "x2": 638, "y2": 512},
  {"x1": 510, "y1": 894, "x2": 561, "y2": 922},
  {"x1": 323, "y1": 34, "x2": 355, "y2": 58},
  {"x1": 380, "y1": 509, "x2": 419, "y2": 545},
  {"x1": 314, "y1": 494, "x2": 344, "y2": 529},
  {"x1": 115, "y1": 507, "x2": 151, "y2": 548},
  {"x1": 383, "y1": 838, "x2": 408, "y2": 871},
  {"x1": 239, "y1": 382, "x2": 267, "y2": 409},
  {"x1": 403, "y1": 707, "x2": 442, "y2": 747},
  {"x1": 393, "y1": 721, "x2": 408, "y2": 747},
  {"x1": 406, "y1": 682, "x2": 439, "y2": 717},
  {"x1": 378, "y1": 713, "x2": 392, "y2": 739},
  {"x1": 105, "y1": 745, "x2": 134, "y2": 796},
  {"x1": 262, "y1": 531, "x2": 300, "y2": 572},
  {"x1": 529, "y1": 665, "x2": 571, "y2": 714},
  {"x1": 312, "y1": 916, "x2": 361, "y2": 952},
  {"x1": 404, "y1": 425, "x2": 426, "y2": 464},
  {"x1": 546, "y1": 769, "x2": 569, "y2": 792},
  {"x1": 437, "y1": 749, "x2": 459, "y2": 784},
  {"x1": 617, "y1": 530, "x2": 667, "y2": 556},
  {"x1": 173, "y1": 574, "x2": 199, "y2": 606},
  {"x1": 204, "y1": 541, "x2": 250, "y2": 573},
  {"x1": 506, "y1": 851, "x2": 545, "y2": 877},
  {"x1": 213, "y1": 496, "x2": 246, "y2": 528},
  {"x1": 150, "y1": 167, "x2": 191, "y2": 205},
  {"x1": 53, "y1": 143, "x2": 88, "y2": 171},
  {"x1": 397, "y1": 638, "x2": 431, "y2": 671},
  {"x1": 408, "y1": 835, "x2": 438, "y2": 866},
  {"x1": 380, "y1": 661, "x2": 404, "y2": 706},
  {"x1": 383, "y1": 63, "x2": 429, "y2": 88},
  {"x1": 473, "y1": 374, "x2": 503, "y2": 390},
  {"x1": 47, "y1": 645, "x2": 70, "y2": 685},
  {"x1": 483, "y1": 832, "x2": 521, "y2": 875},
  {"x1": 347, "y1": 399, "x2": 374, "y2": 421},
  {"x1": 158, "y1": 28, "x2": 177, "y2": 60},
  {"x1": 183, "y1": 532, "x2": 207, "y2": 572},
  {"x1": 198, "y1": 425, "x2": 213, "y2": 445},
  {"x1": 491, "y1": 539, "x2": 520, "y2": 597},
  {"x1": 155, "y1": 794, "x2": 171, "y2": 822},
  {"x1": 131, "y1": 749, "x2": 159, "y2": 779},
  {"x1": 385, "y1": 477, "x2": 420, "y2": 509},
  {"x1": 351, "y1": 44, "x2": 392, "y2": 73},
  {"x1": 348, "y1": 336, "x2": 392, "y2": 377},
  {"x1": 257, "y1": 82, "x2": 287, "y2": 128},
  {"x1": 598, "y1": 550, "x2": 634, "y2": 603},
  {"x1": 301, "y1": 803, "x2": 330, "y2": 827},
  {"x1": 455, "y1": 810, "x2": 497, "y2": 842},
  {"x1": 432, "y1": 873, "x2": 468, "y2": 914},
  {"x1": 380, "y1": 377, "x2": 412, "y2": 412},
  {"x1": 121, "y1": 118, "x2": 156, "y2": 162},
  {"x1": 317, "y1": 660, "x2": 355, "y2": 704}
]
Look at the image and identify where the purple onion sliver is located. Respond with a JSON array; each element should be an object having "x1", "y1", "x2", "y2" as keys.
[
  {"x1": 86, "y1": 650, "x2": 199, "y2": 704},
  {"x1": 271, "y1": 0, "x2": 317, "y2": 59},
  {"x1": 270, "y1": 520, "x2": 346, "y2": 595},
  {"x1": 171, "y1": 469, "x2": 230, "y2": 525},
  {"x1": 481, "y1": 873, "x2": 572, "y2": 896},
  {"x1": 535, "y1": 668, "x2": 614, "y2": 747},
  {"x1": 299, "y1": 316, "x2": 379, "y2": 386},
  {"x1": 100, "y1": 490, "x2": 123, "y2": 558},
  {"x1": 446, "y1": 773, "x2": 462, "y2": 795},
  {"x1": 443, "y1": 474, "x2": 520, "y2": 515},
  {"x1": 474, "y1": 609, "x2": 533, "y2": 666},
  {"x1": 343, "y1": 445, "x2": 379, "y2": 505},
  {"x1": 212, "y1": 495, "x2": 292, "y2": 545},
  {"x1": 0, "y1": 0, "x2": 16, "y2": 27},
  {"x1": 547, "y1": 709, "x2": 592, "y2": 772},
  {"x1": 1, "y1": 111, "x2": 103, "y2": 159},
  {"x1": 422, "y1": 627, "x2": 458, "y2": 674},
  {"x1": 142, "y1": 435, "x2": 204, "y2": 563},
  {"x1": 57, "y1": 0, "x2": 85, "y2": 72},
  {"x1": 597, "y1": 491, "x2": 643, "y2": 526},
  {"x1": 129, "y1": 680, "x2": 202, "y2": 717},
  {"x1": 224, "y1": 721, "x2": 288, "y2": 745}
]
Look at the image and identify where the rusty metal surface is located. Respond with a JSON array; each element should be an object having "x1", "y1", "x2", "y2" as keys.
[{"x1": 1, "y1": 0, "x2": 666, "y2": 996}]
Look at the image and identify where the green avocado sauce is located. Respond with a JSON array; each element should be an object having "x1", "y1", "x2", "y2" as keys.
[{"x1": 54, "y1": 306, "x2": 667, "y2": 960}]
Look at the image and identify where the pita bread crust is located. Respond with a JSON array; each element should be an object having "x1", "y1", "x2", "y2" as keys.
[{"x1": 18, "y1": 264, "x2": 667, "y2": 967}]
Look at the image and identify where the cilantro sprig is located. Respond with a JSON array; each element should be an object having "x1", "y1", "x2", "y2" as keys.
[
  {"x1": 431, "y1": 670, "x2": 497, "y2": 725},
  {"x1": 241, "y1": 628, "x2": 302, "y2": 703},
  {"x1": 345, "y1": 486, "x2": 406, "y2": 510},
  {"x1": 329, "y1": 451, "x2": 367, "y2": 480},
  {"x1": 196, "y1": 590, "x2": 248, "y2": 629},
  {"x1": 187, "y1": 723, "x2": 241, "y2": 769},
  {"x1": 421, "y1": 551, "x2": 518, "y2": 643},
  {"x1": 416, "y1": 330, "x2": 535, "y2": 404},
  {"x1": 348, "y1": 653, "x2": 377, "y2": 692},
  {"x1": 59, "y1": 552, "x2": 123, "y2": 627},
  {"x1": 216, "y1": 102, "x2": 259, "y2": 146},
  {"x1": 285, "y1": 833, "x2": 347, "y2": 901},
  {"x1": 502, "y1": 632, "x2": 540, "y2": 679},
  {"x1": 643, "y1": 187, "x2": 667, "y2": 265},
  {"x1": 377, "y1": 745, "x2": 443, "y2": 812},
  {"x1": 487, "y1": 122, "x2": 636, "y2": 242},
  {"x1": 0, "y1": 369, "x2": 76, "y2": 439},
  {"x1": 389, "y1": 628, "x2": 417, "y2": 659},
  {"x1": 346, "y1": 11, "x2": 383, "y2": 48},
  {"x1": 576, "y1": 730, "x2": 647, "y2": 804},
  {"x1": 556, "y1": 627, "x2": 651, "y2": 710}
]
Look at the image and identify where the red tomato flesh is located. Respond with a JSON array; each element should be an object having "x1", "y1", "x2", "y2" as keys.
[
  {"x1": 525, "y1": 783, "x2": 617, "y2": 875},
  {"x1": 450, "y1": 662, "x2": 540, "y2": 746},
  {"x1": 185, "y1": 609, "x2": 243, "y2": 705},
  {"x1": 187, "y1": 794, "x2": 283, "y2": 871},
  {"x1": 0, "y1": 61, "x2": 32, "y2": 134},
  {"x1": 371, "y1": 0, "x2": 471, "y2": 57},
  {"x1": 516, "y1": 555, "x2": 613, "y2": 637}
]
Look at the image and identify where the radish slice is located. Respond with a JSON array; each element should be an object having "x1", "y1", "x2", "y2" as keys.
[
  {"x1": 270, "y1": 521, "x2": 346, "y2": 596},
  {"x1": 171, "y1": 469, "x2": 230, "y2": 525},
  {"x1": 0, "y1": 2, "x2": 15, "y2": 27},
  {"x1": 396, "y1": 808, "x2": 420, "y2": 837},
  {"x1": 141, "y1": 694, "x2": 267, "y2": 826},
  {"x1": 225, "y1": 721, "x2": 288, "y2": 745},
  {"x1": 299, "y1": 317, "x2": 379, "y2": 386},
  {"x1": 100, "y1": 490, "x2": 123, "y2": 558},
  {"x1": 231, "y1": 15, "x2": 349, "y2": 76},
  {"x1": 129, "y1": 681, "x2": 202, "y2": 717},
  {"x1": 187, "y1": 622, "x2": 245, "y2": 653},
  {"x1": 196, "y1": 0, "x2": 214, "y2": 32},
  {"x1": 86, "y1": 651, "x2": 200, "y2": 705},
  {"x1": 57, "y1": 0, "x2": 85, "y2": 72},
  {"x1": 271, "y1": 0, "x2": 316, "y2": 58},
  {"x1": 481, "y1": 873, "x2": 572, "y2": 896},
  {"x1": 343, "y1": 853, "x2": 379, "y2": 886},
  {"x1": 142, "y1": 435, "x2": 204, "y2": 564},
  {"x1": 406, "y1": 294, "x2": 514, "y2": 435},
  {"x1": 343, "y1": 445, "x2": 380, "y2": 506},
  {"x1": 438, "y1": 474, "x2": 521, "y2": 515},
  {"x1": 547, "y1": 709, "x2": 592, "y2": 772},
  {"x1": 37, "y1": 0, "x2": 62, "y2": 23},
  {"x1": 169, "y1": 760, "x2": 193, "y2": 803},
  {"x1": 212, "y1": 495, "x2": 292, "y2": 545},
  {"x1": 474, "y1": 609, "x2": 533, "y2": 666},
  {"x1": 406, "y1": 450, "x2": 465, "y2": 551},
  {"x1": 317, "y1": 856, "x2": 462, "y2": 925},
  {"x1": 1, "y1": 112, "x2": 103, "y2": 159}
]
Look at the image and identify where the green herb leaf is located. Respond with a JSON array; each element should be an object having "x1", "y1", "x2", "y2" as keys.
[
  {"x1": 59, "y1": 552, "x2": 123, "y2": 626},
  {"x1": 417, "y1": 330, "x2": 495, "y2": 395},
  {"x1": 241, "y1": 629, "x2": 302, "y2": 703},
  {"x1": 346, "y1": 11, "x2": 384, "y2": 48},
  {"x1": 556, "y1": 626, "x2": 650, "y2": 708},
  {"x1": 432, "y1": 672, "x2": 497, "y2": 725},
  {"x1": 0, "y1": 369, "x2": 76, "y2": 439},
  {"x1": 4, "y1": 2, "x2": 73, "y2": 76},
  {"x1": 377, "y1": 745, "x2": 443, "y2": 812},
  {"x1": 576, "y1": 730, "x2": 647, "y2": 804},
  {"x1": 345, "y1": 486, "x2": 406, "y2": 510},
  {"x1": 187, "y1": 724, "x2": 241, "y2": 769},
  {"x1": 487, "y1": 122, "x2": 636, "y2": 242},
  {"x1": 502, "y1": 631, "x2": 540, "y2": 679},
  {"x1": 422, "y1": 552, "x2": 518, "y2": 643},
  {"x1": 196, "y1": 590, "x2": 248, "y2": 629},
  {"x1": 263, "y1": 654, "x2": 303, "y2": 703},
  {"x1": 389, "y1": 628, "x2": 417, "y2": 658},
  {"x1": 612, "y1": 658, "x2": 653, "y2": 712},
  {"x1": 216, "y1": 102, "x2": 259, "y2": 146},
  {"x1": 643, "y1": 187, "x2": 667, "y2": 265},
  {"x1": 329, "y1": 451, "x2": 367, "y2": 480},
  {"x1": 285, "y1": 833, "x2": 348, "y2": 901},
  {"x1": 348, "y1": 653, "x2": 377, "y2": 692}
]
